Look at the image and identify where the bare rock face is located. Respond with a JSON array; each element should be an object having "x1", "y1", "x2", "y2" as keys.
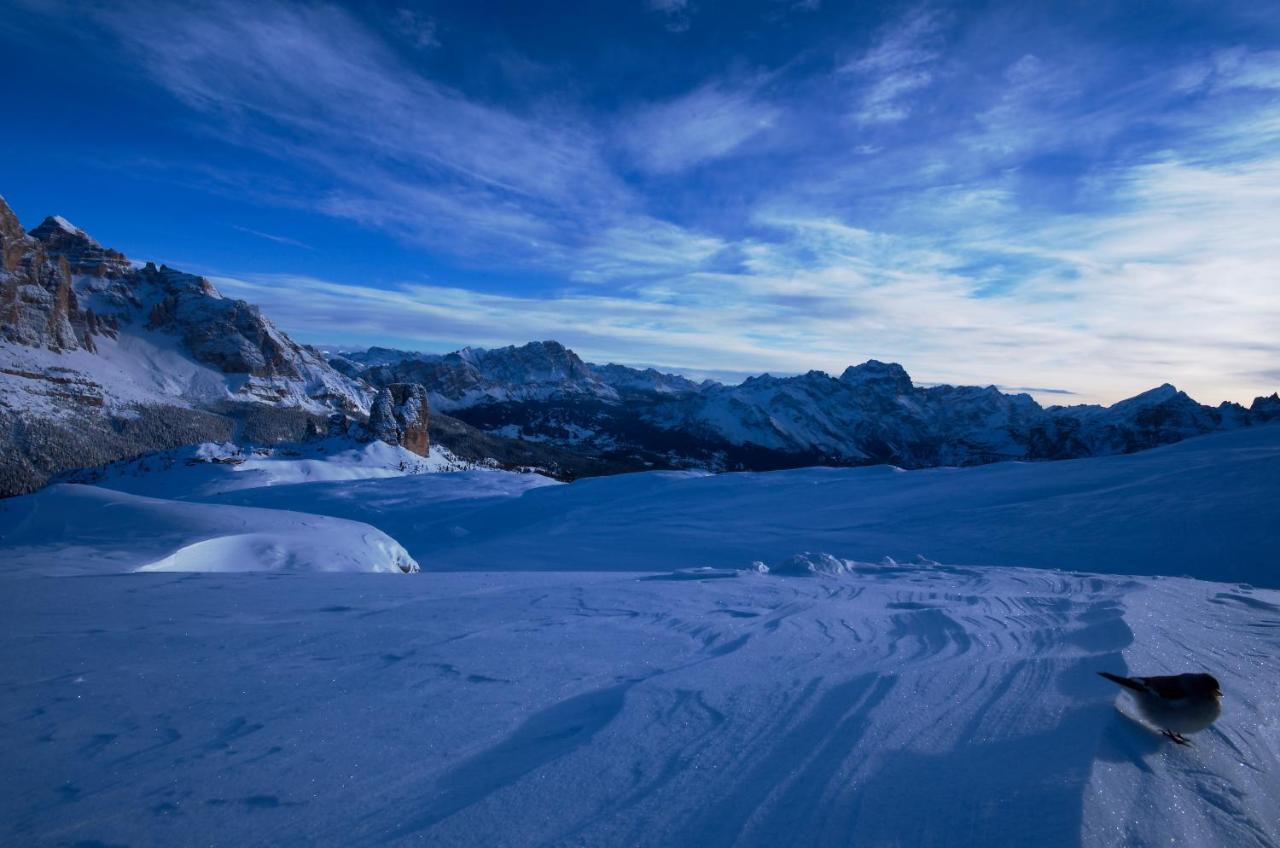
[
  {"x1": 367, "y1": 383, "x2": 430, "y2": 456},
  {"x1": 1, "y1": 197, "x2": 87, "y2": 352}
]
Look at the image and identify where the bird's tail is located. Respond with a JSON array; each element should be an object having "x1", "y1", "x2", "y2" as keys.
[{"x1": 1098, "y1": 672, "x2": 1145, "y2": 692}]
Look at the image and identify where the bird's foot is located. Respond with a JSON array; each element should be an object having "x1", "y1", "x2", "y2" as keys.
[{"x1": 1161, "y1": 730, "x2": 1192, "y2": 746}]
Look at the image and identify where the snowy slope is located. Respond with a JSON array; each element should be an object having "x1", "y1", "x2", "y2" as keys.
[
  {"x1": 0, "y1": 484, "x2": 418, "y2": 575},
  {"x1": 200, "y1": 424, "x2": 1280, "y2": 587},
  {"x1": 0, "y1": 332, "x2": 246, "y2": 419},
  {"x1": 0, "y1": 566, "x2": 1275, "y2": 846},
  {"x1": 59, "y1": 438, "x2": 482, "y2": 498}
]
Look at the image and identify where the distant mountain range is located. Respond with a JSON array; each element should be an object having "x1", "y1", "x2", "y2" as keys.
[
  {"x1": 2, "y1": 191, "x2": 1276, "y2": 494},
  {"x1": 335, "y1": 340, "x2": 1280, "y2": 472}
]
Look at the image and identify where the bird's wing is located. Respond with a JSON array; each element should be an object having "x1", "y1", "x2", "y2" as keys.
[{"x1": 1136, "y1": 676, "x2": 1188, "y2": 699}]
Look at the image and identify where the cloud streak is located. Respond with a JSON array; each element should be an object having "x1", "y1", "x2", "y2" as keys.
[{"x1": 617, "y1": 81, "x2": 780, "y2": 174}]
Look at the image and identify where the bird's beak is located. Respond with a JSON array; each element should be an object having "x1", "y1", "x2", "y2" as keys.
[{"x1": 1215, "y1": 689, "x2": 1223, "y2": 698}]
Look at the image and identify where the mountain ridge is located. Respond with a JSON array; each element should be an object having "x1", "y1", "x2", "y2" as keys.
[{"x1": 341, "y1": 339, "x2": 1279, "y2": 472}]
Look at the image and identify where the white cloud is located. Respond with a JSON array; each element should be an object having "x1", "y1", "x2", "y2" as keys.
[
  {"x1": 1174, "y1": 47, "x2": 1280, "y2": 94},
  {"x1": 840, "y1": 8, "x2": 944, "y2": 124},
  {"x1": 572, "y1": 217, "x2": 727, "y2": 282},
  {"x1": 230, "y1": 225, "x2": 313, "y2": 250},
  {"x1": 616, "y1": 82, "x2": 780, "y2": 174}
]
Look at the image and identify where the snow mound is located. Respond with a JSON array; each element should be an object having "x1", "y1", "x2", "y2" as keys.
[
  {"x1": 770, "y1": 551, "x2": 855, "y2": 576},
  {"x1": 136, "y1": 530, "x2": 416, "y2": 574},
  {"x1": 0, "y1": 484, "x2": 419, "y2": 576}
]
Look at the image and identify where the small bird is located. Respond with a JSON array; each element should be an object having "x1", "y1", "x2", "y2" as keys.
[{"x1": 1099, "y1": 672, "x2": 1223, "y2": 745}]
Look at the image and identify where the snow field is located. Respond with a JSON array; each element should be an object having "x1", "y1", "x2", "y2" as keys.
[
  {"x1": 1, "y1": 424, "x2": 1277, "y2": 845},
  {"x1": 0, "y1": 566, "x2": 1275, "y2": 846}
]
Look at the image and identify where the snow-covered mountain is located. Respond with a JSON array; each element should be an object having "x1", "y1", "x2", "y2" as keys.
[
  {"x1": 1, "y1": 197, "x2": 369, "y2": 414},
  {"x1": 0, "y1": 194, "x2": 374, "y2": 494},
  {"x1": 347, "y1": 340, "x2": 704, "y2": 412},
  {"x1": 345, "y1": 343, "x2": 1279, "y2": 471}
]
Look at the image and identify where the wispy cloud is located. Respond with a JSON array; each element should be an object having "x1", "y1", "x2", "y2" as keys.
[
  {"x1": 207, "y1": 136, "x2": 1280, "y2": 407},
  {"x1": 89, "y1": 1, "x2": 632, "y2": 258},
  {"x1": 144, "y1": 1, "x2": 1280, "y2": 404},
  {"x1": 572, "y1": 217, "x2": 728, "y2": 282},
  {"x1": 616, "y1": 81, "x2": 780, "y2": 174},
  {"x1": 839, "y1": 9, "x2": 944, "y2": 124},
  {"x1": 231, "y1": 225, "x2": 313, "y2": 250}
]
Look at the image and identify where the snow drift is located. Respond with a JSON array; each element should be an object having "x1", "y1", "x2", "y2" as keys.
[{"x1": 0, "y1": 484, "x2": 419, "y2": 575}]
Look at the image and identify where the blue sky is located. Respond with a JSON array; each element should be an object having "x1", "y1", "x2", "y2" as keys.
[{"x1": 2, "y1": 0, "x2": 1278, "y2": 404}]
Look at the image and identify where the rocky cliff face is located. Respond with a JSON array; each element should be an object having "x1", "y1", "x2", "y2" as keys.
[
  {"x1": 348, "y1": 340, "x2": 713, "y2": 414},
  {"x1": 366, "y1": 383, "x2": 430, "y2": 457},
  {"x1": 1, "y1": 200, "x2": 103, "y2": 353}
]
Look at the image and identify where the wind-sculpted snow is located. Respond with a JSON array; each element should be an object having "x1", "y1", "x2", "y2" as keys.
[
  {"x1": 1, "y1": 566, "x2": 1275, "y2": 846},
  {"x1": 0, "y1": 484, "x2": 419, "y2": 574}
]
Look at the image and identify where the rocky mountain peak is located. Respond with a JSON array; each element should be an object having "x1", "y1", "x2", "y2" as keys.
[
  {"x1": 1251, "y1": 393, "x2": 1280, "y2": 421},
  {"x1": 840, "y1": 360, "x2": 914, "y2": 395},
  {"x1": 29, "y1": 214, "x2": 131, "y2": 276},
  {"x1": 34, "y1": 215, "x2": 91, "y2": 240}
]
